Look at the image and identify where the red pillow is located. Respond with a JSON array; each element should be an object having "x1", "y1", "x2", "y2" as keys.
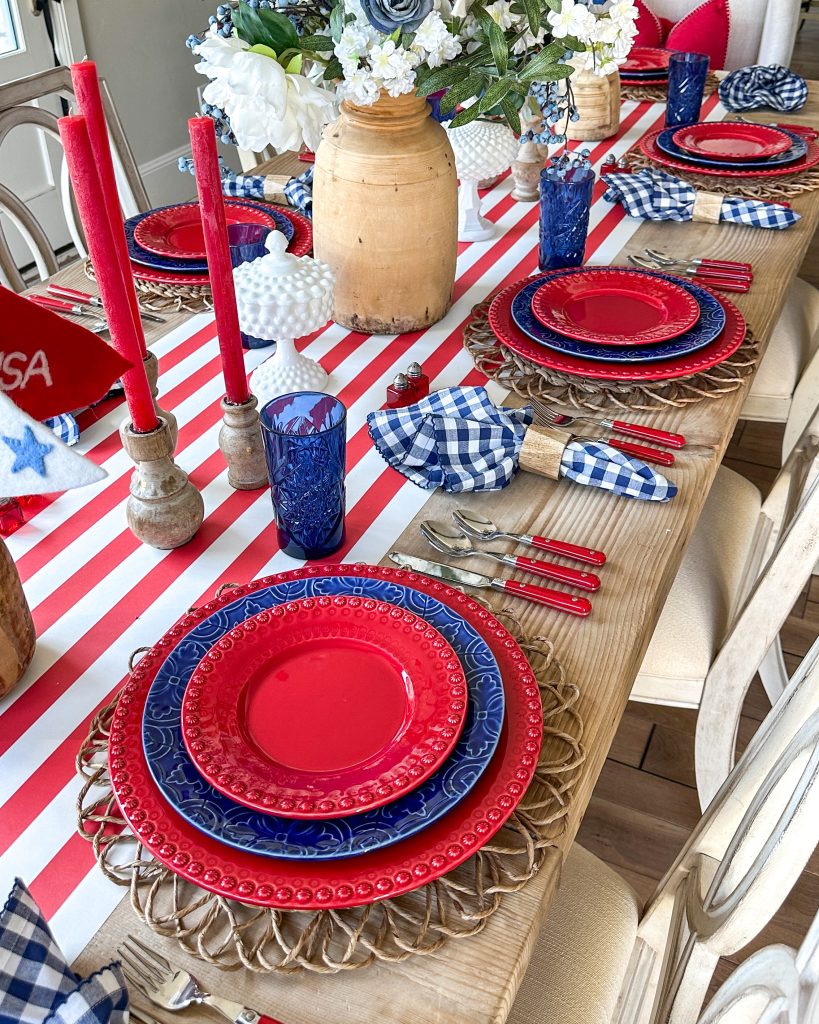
[
  {"x1": 665, "y1": 0, "x2": 731, "y2": 70},
  {"x1": 632, "y1": 0, "x2": 664, "y2": 47},
  {"x1": 629, "y1": 0, "x2": 731, "y2": 71}
]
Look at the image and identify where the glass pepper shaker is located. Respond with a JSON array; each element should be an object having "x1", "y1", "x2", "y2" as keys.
[
  {"x1": 406, "y1": 361, "x2": 429, "y2": 401},
  {"x1": 386, "y1": 373, "x2": 413, "y2": 409},
  {"x1": 600, "y1": 153, "x2": 618, "y2": 175}
]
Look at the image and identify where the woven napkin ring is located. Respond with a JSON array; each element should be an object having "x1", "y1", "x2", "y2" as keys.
[
  {"x1": 692, "y1": 190, "x2": 724, "y2": 224},
  {"x1": 518, "y1": 424, "x2": 573, "y2": 480},
  {"x1": 263, "y1": 174, "x2": 291, "y2": 203}
]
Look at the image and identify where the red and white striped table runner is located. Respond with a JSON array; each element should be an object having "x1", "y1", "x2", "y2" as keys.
[{"x1": 0, "y1": 94, "x2": 723, "y2": 961}]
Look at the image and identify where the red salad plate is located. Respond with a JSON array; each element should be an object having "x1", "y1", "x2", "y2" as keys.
[
  {"x1": 531, "y1": 268, "x2": 699, "y2": 346},
  {"x1": 621, "y1": 76, "x2": 667, "y2": 86},
  {"x1": 489, "y1": 271, "x2": 746, "y2": 382},
  {"x1": 639, "y1": 129, "x2": 819, "y2": 179},
  {"x1": 621, "y1": 47, "x2": 670, "y2": 73},
  {"x1": 134, "y1": 202, "x2": 280, "y2": 260},
  {"x1": 181, "y1": 597, "x2": 468, "y2": 819},
  {"x1": 129, "y1": 206, "x2": 312, "y2": 286},
  {"x1": 109, "y1": 564, "x2": 542, "y2": 910},
  {"x1": 672, "y1": 121, "x2": 793, "y2": 162}
]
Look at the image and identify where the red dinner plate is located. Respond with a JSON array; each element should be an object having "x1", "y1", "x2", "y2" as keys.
[
  {"x1": 639, "y1": 129, "x2": 819, "y2": 178},
  {"x1": 108, "y1": 564, "x2": 542, "y2": 911},
  {"x1": 134, "y1": 202, "x2": 280, "y2": 260},
  {"x1": 129, "y1": 206, "x2": 313, "y2": 286},
  {"x1": 621, "y1": 76, "x2": 667, "y2": 86},
  {"x1": 530, "y1": 268, "x2": 699, "y2": 346},
  {"x1": 672, "y1": 121, "x2": 793, "y2": 161},
  {"x1": 181, "y1": 597, "x2": 468, "y2": 819},
  {"x1": 621, "y1": 47, "x2": 670, "y2": 73},
  {"x1": 489, "y1": 271, "x2": 746, "y2": 382}
]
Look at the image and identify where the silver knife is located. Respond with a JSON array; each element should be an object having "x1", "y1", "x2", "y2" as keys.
[{"x1": 388, "y1": 552, "x2": 592, "y2": 617}]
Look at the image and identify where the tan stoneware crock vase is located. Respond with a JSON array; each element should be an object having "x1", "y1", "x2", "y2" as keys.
[
  {"x1": 0, "y1": 536, "x2": 35, "y2": 698},
  {"x1": 566, "y1": 68, "x2": 620, "y2": 141},
  {"x1": 313, "y1": 91, "x2": 458, "y2": 334}
]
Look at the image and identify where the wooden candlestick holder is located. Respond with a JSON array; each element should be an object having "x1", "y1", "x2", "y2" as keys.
[
  {"x1": 219, "y1": 396, "x2": 268, "y2": 490},
  {"x1": 0, "y1": 536, "x2": 35, "y2": 699},
  {"x1": 143, "y1": 350, "x2": 178, "y2": 450},
  {"x1": 119, "y1": 417, "x2": 204, "y2": 549}
]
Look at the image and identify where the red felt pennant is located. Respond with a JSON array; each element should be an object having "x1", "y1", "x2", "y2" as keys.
[{"x1": 0, "y1": 286, "x2": 133, "y2": 420}]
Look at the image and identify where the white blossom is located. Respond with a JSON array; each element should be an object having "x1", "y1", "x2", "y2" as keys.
[{"x1": 484, "y1": 0, "x2": 514, "y2": 29}]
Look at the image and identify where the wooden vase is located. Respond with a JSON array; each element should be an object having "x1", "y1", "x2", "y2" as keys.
[
  {"x1": 313, "y1": 91, "x2": 458, "y2": 334},
  {"x1": 566, "y1": 69, "x2": 621, "y2": 142},
  {"x1": 0, "y1": 536, "x2": 35, "y2": 698}
]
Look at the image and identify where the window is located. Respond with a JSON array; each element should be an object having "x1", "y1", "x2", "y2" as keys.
[{"x1": 0, "y1": 0, "x2": 21, "y2": 59}]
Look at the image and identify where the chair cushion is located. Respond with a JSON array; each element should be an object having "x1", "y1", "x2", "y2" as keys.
[
  {"x1": 630, "y1": 0, "x2": 731, "y2": 68},
  {"x1": 632, "y1": 0, "x2": 664, "y2": 46},
  {"x1": 508, "y1": 845, "x2": 640, "y2": 1024},
  {"x1": 632, "y1": 466, "x2": 762, "y2": 707},
  {"x1": 742, "y1": 278, "x2": 819, "y2": 422}
]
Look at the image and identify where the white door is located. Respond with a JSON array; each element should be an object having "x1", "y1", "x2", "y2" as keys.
[{"x1": 0, "y1": 0, "x2": 87, "y2": 271}]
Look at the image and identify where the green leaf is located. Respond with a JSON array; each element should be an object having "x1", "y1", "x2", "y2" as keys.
[
  {"x1": 284, "y1": 53, "x2": 303, "y2": 73},
  {"x1": 447, "y1": 103, "x2": 483, "y2": 128},
  {"x1": 257, "y1": 6, "x2": 300, "y2": 50},
  {"x1": 560, "y1": 35, "x2": 586, "y2": 51},
  {"x1": 478, "y1": 77, "x2": 512, "y2": 112},
  {"x1": 517, "y1": 44, "x2": 562, "y2": 82},
  {"x1": 520, "y1": 0, "x2": 541, "y2": 34},
  {"x1": 323, "y1": 56, "x2": 343, "y2": 79},
  {"x1": 330, "y1": 3, "x2": 345, "y2": 43},
  {"x1": 298, "y1": 34, "x2": 336, "y2": 51},
  {"x1": 233, "y1": 2, "x2": 265, "y2": 45},
  {"x1": 543, "y1": 0, "x2": 562, "y2": 10},
  {"x1": 531, "y1": 62, "x2": 574, "y2": 81},
  {"x1": 416, "y1": 64, "x2": 470, "y2": 96},
  {"x1": 439, "y1": 73, "x2": 486, "y2": 114},
  {"x1": 485, "y1": 19, "x2": 508, "y2": 75},
  {"x1": 249, "y1": 42, "x2": 278, "y2": 60},
  {"x1": 500, "y1": 94, "x2": 521, "y2": 133}
]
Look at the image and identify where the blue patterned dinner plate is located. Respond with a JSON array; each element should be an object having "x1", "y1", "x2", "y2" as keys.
[
  {"x1": 125, "y1": 201, "x2": 294, "y2": 272},
  {"x1": 511, "y1": 270, "x2": 726, "y2": 363},
  {"x1": 143, "y1": 575, "x2": 505, "y2": 860},
  {"x1": 655, "y1": 127, "x2": 808, "y2": 170}
]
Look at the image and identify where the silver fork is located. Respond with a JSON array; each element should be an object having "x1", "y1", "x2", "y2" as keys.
[
  {"x1": 532, "y1": 399, "x2": 686, "y2": 450},
  {"x1": 119, "y1": 936, "x2": 281, "y2": 1024}
]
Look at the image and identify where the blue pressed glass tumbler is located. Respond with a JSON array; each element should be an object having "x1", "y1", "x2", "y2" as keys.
[
  {"x1": 665, "y1": 52, "x2": 710, "y2": 128},
  {"x1": 260, "y1": 392, "x2": 347, "y2": 561},
  {"x1": 228, "y1": 223, "x2": 275, "y2": 350},
  {"x1": 538, "y1": 166, "x2": 595, "y2": 272}
]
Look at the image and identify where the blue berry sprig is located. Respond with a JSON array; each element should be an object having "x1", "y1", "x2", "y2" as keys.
[
  {"x1": 545, "y1": 148, "x2": 593, "y2": 180},
  {"x1": 520, "y1": 80, "x2": 579, "y2": 146}
]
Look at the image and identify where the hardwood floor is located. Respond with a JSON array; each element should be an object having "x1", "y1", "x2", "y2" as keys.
[{"x1": 573, "y1": 23, "x2": 819, "y2": 986}]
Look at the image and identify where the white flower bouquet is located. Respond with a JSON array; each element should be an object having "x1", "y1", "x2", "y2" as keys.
[{"x1": 187, "y1": 0, "x2": 638, "y2": 151}]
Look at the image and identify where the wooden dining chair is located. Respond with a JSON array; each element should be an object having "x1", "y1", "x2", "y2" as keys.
[
  {"x1": 0, "y1": 65, "x2": 149, "y2": 292},
  {"x1": 508, "y1": 636, "x2": 819, "y2": 1024},
  {"x1": 629, "y1": 387, "x2": 819, "y2": 809}
]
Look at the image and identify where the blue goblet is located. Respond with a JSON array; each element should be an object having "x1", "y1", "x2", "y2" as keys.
[
  {"x1": 228, "y1": 222, "x2": 274, "y2": 350},
  {"x1": 260, "y1": 392, "x2": 347, "y2": 561},
  {"x1": 665, "y1": 52, "x2": 710, "y2": 128},
  {"x1": 538, "y1": 166, "x2": 595, "y2": 272}
]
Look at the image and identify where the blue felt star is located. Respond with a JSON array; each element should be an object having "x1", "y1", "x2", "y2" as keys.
[{"x1": 0, "y1": 426, "x2": 53, "y2": 477}]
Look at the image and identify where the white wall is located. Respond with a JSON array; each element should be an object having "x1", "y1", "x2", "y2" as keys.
[{"x1": 77, "y1": 0, "x2": 223, "y2": 205}]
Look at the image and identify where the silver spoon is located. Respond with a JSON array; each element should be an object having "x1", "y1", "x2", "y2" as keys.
[
  {"x1": 420, "y1": 520, "x2": 600, "y2": 591},
  {"x1": 451, "y1": 509, "x2": 606, "y2": 566}
]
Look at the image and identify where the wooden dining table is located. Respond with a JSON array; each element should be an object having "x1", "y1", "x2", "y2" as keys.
[{"x1": 7, "y1": 82, "x2": 819, "y2": 1024}]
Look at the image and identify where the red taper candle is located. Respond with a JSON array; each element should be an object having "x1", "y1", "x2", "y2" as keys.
[
  {"x1": 188, "y1": 116, "x2": 250, "y2": 406},
  {"x1": 71, "y1": 61, "x2": 147, "y2": 359},
  {"x1": 58, "y1": 115, "x2": 158, "y2": 433}
]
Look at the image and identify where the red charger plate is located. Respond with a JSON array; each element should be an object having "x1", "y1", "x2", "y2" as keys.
[
  {"x1": 130, "y1": 206, "x2": 313, "y2": 286},
  {"x1": 108, "y1": 564, "x2": 543, "y2": 911},
  {"x1": 621, "y1": 77, "x2": 667, "y2": 86},
  {"x1": 621, "y1": 47, "x2": 670, "y2": 73},
  {"x1": 639, "y1": 129, "x2": 819, "y2": 179},
  {"x1": 672, "y1": 122, "x2": 793, "y2": 162},
  {"x1": 489, "y1": 271, "x2": 746, "y2": 382},
  {"x1": 134, "y1": 203, "x2": 280, "y2": 260},
  {"x1": 530, "y1": 268, "x2": 699, "y2": 346},
  {"x1": 181, "y1": 598, "x2": 468, "y2": 819}
]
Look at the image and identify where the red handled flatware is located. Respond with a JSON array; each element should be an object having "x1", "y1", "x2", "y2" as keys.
[
  {"x1": 602, "y1": 438, "x2": 675, "y2": 467},
  {"x1": 451, "y1": 509, "x2": 607, "y2": 566},
  {"x1": 47, "y1": 284, "x2": 165, "y2": 323},
  {"x1": 389, "y1": 551, "x2": 593, "y2": 616},
  {"x1": 644, "y1": 249, "x2": 753, "y2": 275},
  {"x1": 535, "y1": 404, "x2": 686, "y2": 449},
  {"x1": 420, "y1": 520, "x2": 601, "y2": 591}
]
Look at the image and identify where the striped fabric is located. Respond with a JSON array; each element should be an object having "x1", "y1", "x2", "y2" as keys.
[{"x1": 0, "y1": 94, "x2": 725, "y2": 966}]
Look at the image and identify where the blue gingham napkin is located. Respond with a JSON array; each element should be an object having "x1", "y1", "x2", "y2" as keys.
[
  {"x1": 602, "y1": 168, "x2": 800, "y2": 228},
  {"x1": 44, "y1": 413, "x2": 80, "y2": 447},
  {"x1": 719, "y1": 64, "x2": 808, "y2": 112},
  {"x1": 178, "y1": 156, "x2": 313, "y2": 218},
  {"x1": 0, "y1": 879, "x2": 128, "y2": 1024},
  {"x1": 367, "y1": 387, "x2": 677, "y2": 500}
]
